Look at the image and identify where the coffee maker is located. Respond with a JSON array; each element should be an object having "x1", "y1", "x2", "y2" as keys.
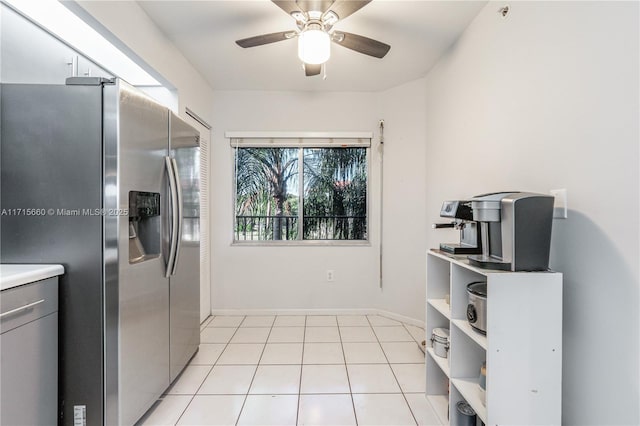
[
  {"x1": 433, "y1": 200, "x2": 482, "y2": 255},
  {"x1": 467, "y1": 192, "x2": 554, "y2": 271}
]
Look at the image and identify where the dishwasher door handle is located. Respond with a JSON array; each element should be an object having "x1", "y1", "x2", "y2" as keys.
[{"x1": 0, "y1": 299, "x2": 45, "y2": 319}]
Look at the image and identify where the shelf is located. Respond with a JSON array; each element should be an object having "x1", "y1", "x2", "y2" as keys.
[
  {"x1": 429, "y1": 249, "x2": 561, "y2": 276},
  {"x1": 426, "y1": 347, "x2": 450, "y2": 378},
  {"x1": 451, "y1": 319, "x2": 487, "y2": 350},
  {"x1": 427, "y1": 395, "x2": 449, "y2": 425},
  {"x1": 451, "y1": 378, "x2": 487, "y2": 424},
  {"x1": 426, "y1": 250, "x2": 563, "y2": 425},
  {"x1": 427, "y1": 298, "x2": 451, "y2": 320},
  {"x1": 429, "y1": 249, "x2": 488, "y2": 275}
]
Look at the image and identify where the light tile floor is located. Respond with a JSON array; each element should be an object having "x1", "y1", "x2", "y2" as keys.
[{"x1": 137, "y1": 315, "x2": 441, "y2": 426}]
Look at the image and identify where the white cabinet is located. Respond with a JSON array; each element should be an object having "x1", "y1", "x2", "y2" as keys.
[
  {"x1": 1, "y1": 276, "x2": 59, "y2": 426},
  {"x1": 425, "y1": 250, "x2": 562, "y2": 425}
]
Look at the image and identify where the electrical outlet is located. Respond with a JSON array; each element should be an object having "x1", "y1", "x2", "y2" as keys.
[
  {"x1": 550, "y1": 189, "x2": 568, "y2": 219},
  {"x1": 326, "y1": 270, "x2": 335, "y2": 282}
]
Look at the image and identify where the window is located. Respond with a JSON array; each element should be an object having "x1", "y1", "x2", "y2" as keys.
[{"x1": 232, "y1": 135, "x2": 369, "y2": 243}]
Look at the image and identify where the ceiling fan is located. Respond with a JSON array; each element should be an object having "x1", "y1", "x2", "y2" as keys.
[{"x1": 235, "y1": 0, "x2": 391, "y2": 77}]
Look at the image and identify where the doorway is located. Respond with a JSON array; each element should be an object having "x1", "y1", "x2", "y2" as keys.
[{"x1": 184, "y1": 110, "x2": 211, "y2": 323}]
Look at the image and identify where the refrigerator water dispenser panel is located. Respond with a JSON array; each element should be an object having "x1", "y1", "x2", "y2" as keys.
[{"x1": 129, "y1": 191, "x2": 160, "y2": 263}]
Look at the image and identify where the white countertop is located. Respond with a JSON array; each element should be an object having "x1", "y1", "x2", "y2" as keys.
[{"x1": 0, "y1": 264, "x2": 65, "y2": 291}]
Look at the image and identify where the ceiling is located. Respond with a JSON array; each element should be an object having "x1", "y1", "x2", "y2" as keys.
[{"x1": 137, "y1": 0, "x2": 487, "y2": 92}]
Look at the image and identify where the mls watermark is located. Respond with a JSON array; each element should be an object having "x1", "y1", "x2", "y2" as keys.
[{"x1": 1, "y1": 208, "x2": 129, "y2": 217}]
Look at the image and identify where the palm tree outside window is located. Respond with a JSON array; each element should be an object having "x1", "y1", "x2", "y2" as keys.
[{"x1": 233, "y1": 139, "x2": 368, "y2": 242}]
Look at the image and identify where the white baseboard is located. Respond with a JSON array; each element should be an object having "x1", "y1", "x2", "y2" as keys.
[
  {"x1": 210, "y1": 308, "x2": 378, "y2": 316},
  {"x1": 209, "y1": 307, "x2": 425, "y2": 328}
]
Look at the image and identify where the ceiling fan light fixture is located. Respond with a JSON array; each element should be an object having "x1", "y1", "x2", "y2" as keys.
[
  {"x1": 297, "y1": 26, "x2": 330, "y2": 65},
  {"x1": 236, "y1": 1, "x2": 388, "y2": 76}
]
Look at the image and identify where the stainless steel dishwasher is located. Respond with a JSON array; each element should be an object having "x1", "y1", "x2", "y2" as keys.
[{"x1": 1, "y1": 273, "x2": 60, "y2": 426}]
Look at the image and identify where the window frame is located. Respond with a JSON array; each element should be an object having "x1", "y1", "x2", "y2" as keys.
[{"x1": 228, "y1": 132, "x2": 372, "y2": 246}]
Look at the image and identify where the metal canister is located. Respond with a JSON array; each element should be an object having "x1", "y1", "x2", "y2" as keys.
[
  {"x1": 430, "y1": 327, "x2": 450, "y2": 358},
  {"x1": 456, "y1": 401, "x2": 476, "y2": 426}
]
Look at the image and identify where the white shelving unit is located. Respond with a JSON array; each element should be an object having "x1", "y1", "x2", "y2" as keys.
[{"x1": 425, "y1": 249, "x2": 563, "y2": 425}]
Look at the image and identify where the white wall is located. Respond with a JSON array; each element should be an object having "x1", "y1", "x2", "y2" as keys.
[
  {"x1": 422, "y1": 2, "x2": 639, "y2": 424},
  {"x1": 211, "y1": 90, "x2": 387, "y2": 312},
  {"x1": 378, "y1": 78, "x2": 428, "y2": 320},
  {"x1": 211, "y1": 86, "x2": 430, "y2": 320},
  {"x1": 72, "y1": 0, "x2": 214, "y2": 123}
]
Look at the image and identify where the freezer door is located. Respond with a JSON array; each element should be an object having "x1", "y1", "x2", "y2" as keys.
[
  {"x1": 168, "y1": 112, "x2": 201, "y2": 382},
  {"x1": 104, "y1": 81, "x2": 170, "y2": 426}
]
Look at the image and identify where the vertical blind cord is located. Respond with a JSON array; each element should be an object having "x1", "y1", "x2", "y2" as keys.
[{"x1": 379, "y1": 120, "x2": 384, "y2": 290}]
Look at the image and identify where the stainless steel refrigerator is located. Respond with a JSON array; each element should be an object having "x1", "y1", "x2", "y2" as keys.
[{"x1": 0, "y1": 77, "x2": 200, "y2": 425}]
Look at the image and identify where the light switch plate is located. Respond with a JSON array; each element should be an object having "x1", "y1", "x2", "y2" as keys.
[{"x1": 550, "y1": 189, "x2": 567, "y2": 219}]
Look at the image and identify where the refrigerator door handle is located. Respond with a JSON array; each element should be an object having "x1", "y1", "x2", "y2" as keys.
[
  {"x1": 170, "y1": 157, "x2": 183, "y2": 276},
  {"x1": 165, "y1": 156, "x2": 179, "y2": 278}
]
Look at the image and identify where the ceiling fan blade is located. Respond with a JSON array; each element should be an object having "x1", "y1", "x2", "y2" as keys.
[
  {"x1": 236, "y1": 32, "x2": 294, "y2": 48},
  {"x1": 332, "y1": 31, "x2": 390, "y2": 58},
  {"x1": 304, "y1": 63, "x2": 322, "y2": 76},
  {"x1": 325, "y1": 0, "x2": 371, "y2": 20},
  {"x1": 271, "y1": 1, "x2": 303, "y2": 15},
  {"x1": 297, "y1": 0, "x2": 335, "y2": 13}
]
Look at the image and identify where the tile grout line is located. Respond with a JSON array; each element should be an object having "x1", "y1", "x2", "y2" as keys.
[
  {"x1": 156, "y1": 390, "x2": 438, "y2": 397},
  {"x1": 294, "y1": 315, "x2": 307, "y2": 426},
  {"x1": 338, "y1": 315, "x2": 377, "y2": 426},
  {"x1": 179, "y1": 316, "x2": 247, "y2": 424},
  {"x1": 170, "y1": 367, "x2": 213, "y2": 425},
  {"x1": 336, "y1": 315, "x2": 360, "y2": 426},
  {"x1": 199, "y1": 314, "x2": 214, "y2": 331},
  {"x1": 400, "y1": 322, "x2": 426, "y2": 353},
  {"x1": 168, "y1": 315, "x2": 425, "y2": 426},
  {"x1": 234, "y1": 316, "x2": 275, "y2": 426},
  {"x1": 369, "y1": 316, "x2": 420, "y2": 426},
  {"x1": 168, "y1": 320, "x2": 224, "y2": 425},
  {"x1": 173, "y1": 315, "x2": 244, "y2": 425}
]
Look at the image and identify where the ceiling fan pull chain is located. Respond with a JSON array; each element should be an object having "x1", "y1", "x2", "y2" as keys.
[{"x1": 323, "y1": 62, "x2": 327, "y2": 80}]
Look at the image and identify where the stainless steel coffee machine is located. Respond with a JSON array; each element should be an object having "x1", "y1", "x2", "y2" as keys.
[
  {"x1": 467, "y1": 192, "x2": 554, "y2": 271},
  {"x1": 433, "y1": 200, "x2": 482, "y2": 255}
]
